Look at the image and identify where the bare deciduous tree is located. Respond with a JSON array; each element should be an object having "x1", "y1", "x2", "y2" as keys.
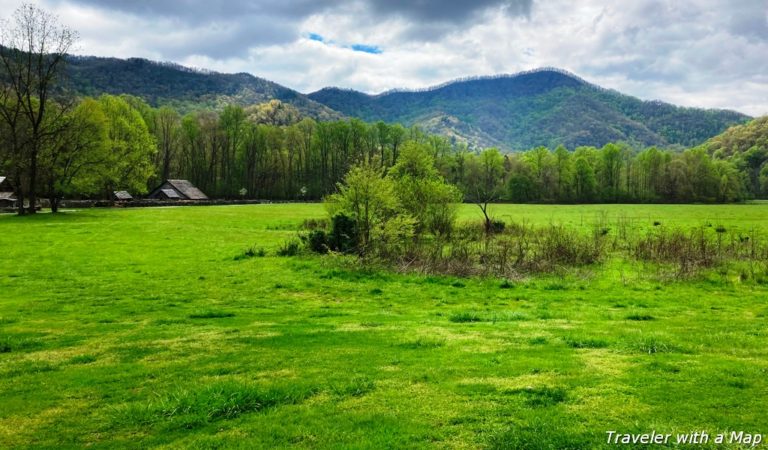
[{"x1": 0, "y1": 3, "x2": 77, "y2": 214}]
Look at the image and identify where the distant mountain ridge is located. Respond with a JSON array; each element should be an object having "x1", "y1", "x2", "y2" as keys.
[
  {"x1": 372, "y1": 68, "x2": 606, "y2": 96},
  {"x1": 64, "y1": 55, "x2": 342, "y2": 120},
  {"x1": 308, "y1": 68, "x2": 751, "y2": 149},
  {"x1": 61, "y1": 56, "x2": 751, "y2": 149}
]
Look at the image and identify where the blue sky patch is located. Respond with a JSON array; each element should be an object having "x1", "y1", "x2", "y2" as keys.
[
  {"x1": 308, "y1": 33, "x2": 325, "y2": 42},
  {"x1": 350, "y1": 44, "x2": 383, "y2": 54}
]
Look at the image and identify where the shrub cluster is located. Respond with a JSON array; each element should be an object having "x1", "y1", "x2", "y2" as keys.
[
  {"x1": 292, "y1": 148, "x2": 768, "y2": 280},
  {"x1": 301, "y1": 214, "x2": 358, "y2": 254},
  {"x1": 397, "y1": 222, "x2": 609, "y2": 278},
  {"x1": 301, "y1": 214, "x2": 768, "y2": 280}
]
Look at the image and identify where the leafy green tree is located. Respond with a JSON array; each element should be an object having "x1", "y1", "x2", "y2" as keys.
[
  {"x1": 662, "y1": 158, "x2": 691, "y2": 202},
  {"x1": 97, "y1": 95, "x2": 156, "y2": 194},
  {"x1": 325, "y1": 162, "x2": 404, "y2": 256},
  {"x1": 0, "y1": 3, "x2": 76, "y2": 214},
  {"x1": 389, "y1": 124, "x2": 406, "y2": 166},
  {"x1": 41, "y1": 98, "x2": 109, "y2": 212},
  {"x1": 713, "y1": 160, "x2": 743, "y2": 202},
  {"x1": 760, "y1": 164, "x2": 768, "y2": 197},
  {"x1": 682, "y1": 147, "x2": 719, "y2": 201},
  {"x1": 388, "y1": 141, "x2": 462, "y2": 236},
  {"x1": 553, "y1": 145, "x2": 573, "y2": 201},
  {"x1": 178, "y1": 112, "x2": 206, "y2": 189},
  {"x1": 462, "y1": 148, "x2": 505, "y2": 231},
  {"x1": 635, "y1": 147, "x2": 664, "y2": 201},
  {"x1": 524, "y1": 146, "x2": 556, "y2": 201},
  {"x1": 245, "y1": 100, "x2": 301, "y2": 126},
  {"x1": 599, "y1": 143, "x2": 623, "y2": 200},
  {"x1": 219, "y1": 105, "x2": 246, "y2": 194},
  {"x1": 737, "y1": 146, "x2": 768, "y2": 196},
  {"x1": 573, "y1": 156, "x2": 597, "y2": 202},
  {"x1": 505, "y1": 154, "x2": 536, "y2": 202},
  {"x1": 153, "y1": 106, "x2": 181, "y2": 182}
]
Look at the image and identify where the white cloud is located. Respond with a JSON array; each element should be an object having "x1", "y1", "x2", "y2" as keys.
[{"x1": 0, "y1": 0, "x2": 765, "y2": 116}]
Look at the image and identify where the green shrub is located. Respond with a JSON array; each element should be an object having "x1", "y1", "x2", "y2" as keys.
[
  {"x1": 490, "y1": 220, "x2": 506, "y2": 234},
  {"x1": 305, "y1": 229, "x2": 329, "y2": 254},
  {"x1": 277, "y1": 239, "x2": 301, "y2": 257},
  {"x1": 373, "y1": 214, "x2": 416, "y2": 259},
  {"x1": 329, "y1": 213, "x2": 357, "y2": 254},
  {"x1": 234, "y1": 245, "x2": 266, "y2": 260},
  {"x1": 302, "y1": 218, "x2": 328, "y2": 230}
]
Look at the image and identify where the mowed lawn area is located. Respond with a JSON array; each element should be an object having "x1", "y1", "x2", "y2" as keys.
[{"x1": 1, "y1": 204, "x2": 767, "y2": 449}]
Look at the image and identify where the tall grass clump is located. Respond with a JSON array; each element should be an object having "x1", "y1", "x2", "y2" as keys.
[
  {"x1": 116, "y1": 382, "x2": 316, "y2": 430},
  {"x1": 297, "y1": 211, "x2": 768, "y2": 280},
  {"x1": 633, "y1": 226, "x2": 768, "y2": 277},
  {"x1": 396, "y1": 221, "x2": 609, "y2": 278},
  {"x1": 295, "y1": 159, "x2": 768, "y2": 280}
]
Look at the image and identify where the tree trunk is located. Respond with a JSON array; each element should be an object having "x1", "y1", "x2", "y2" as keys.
[
  {"x1": 27, "y1": 147, "x2": 38, "y2": 214},
  {"x1": 48, "y1": 178, "x2": 59, "y2": 213},
  {"x1": 480, "y1": 203, "x2": 492, "y2": 233},
  {"x1": 14, "y1": 169, "x2": 25, "y2": 216},
  {"x1": 16, "y1": 191, "x2": 25, "y2": 216}
]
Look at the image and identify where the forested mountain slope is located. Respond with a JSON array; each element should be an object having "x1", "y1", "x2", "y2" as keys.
[
  {"x1": 64, "y1": 56, "x2": 342, "y2": 120},
  {"x1": 62, "y1": 57, "x2": 750, "y2": 150},
  {"x1": 309, "y1": 68, "x2": 750, "y2": 150},
  {"x1": 699, "y1": 116, "x2": 768, "y2": 196},
  {"x1": 702, "y1": 116, "x2": 768, "y2": 158}
]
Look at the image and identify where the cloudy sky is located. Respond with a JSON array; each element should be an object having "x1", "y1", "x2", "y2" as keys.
[{"x1": 2, "y1": 0, "x2": 767, "y2": 115}]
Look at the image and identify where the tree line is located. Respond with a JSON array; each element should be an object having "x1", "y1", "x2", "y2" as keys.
[
  {"x1": 309, "y1": 142, "x2": 768, "y2": 280},
  {"x1": 1, "y1": 91, "x2": 763, "y2": 214},
  {"x1": 1, "y1": 4, "x2": 765, "y2": 216},
  {"x1": 446, "y1": 144, "x2": 751, "y2": 206}
]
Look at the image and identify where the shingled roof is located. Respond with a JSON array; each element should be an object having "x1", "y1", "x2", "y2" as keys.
[
  {"x1": 161, "y1": 188, "x2": 181, "y2": 199},
  {"x1": 113, "y1": 191, "x2": 133, "y2": 201},
  {"x1": 148, "y1": 179, "x2": 209, "y2": 201},
  {"x1": 165, "y1": 179, "x2": 208, "y2": 200}
]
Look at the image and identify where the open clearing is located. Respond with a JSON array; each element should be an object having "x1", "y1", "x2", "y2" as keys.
[{"x1": 1, "y1": 204, "x2": 767, "y2": 448}]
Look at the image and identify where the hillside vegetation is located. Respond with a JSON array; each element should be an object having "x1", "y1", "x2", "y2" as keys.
[
  {"x1": 61, "y1": 58, "x2": 749, "y2": 151},
  {"x1": 702, "y1": 116, "x2": 768, "y2": 158},
  {"x1": 309, "y1": 69, "x2": 750, "y2": 150},
  {"x1": 700, "y1": 116, "x2": 768, "y2": 197},
  {"x1": 64, "y1": 56, "x2": 342, "y2": 120}
]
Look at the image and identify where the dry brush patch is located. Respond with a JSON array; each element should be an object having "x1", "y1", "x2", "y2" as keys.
[{"x1": 306, "y1": 218, "x2": 768, "y2": 282}]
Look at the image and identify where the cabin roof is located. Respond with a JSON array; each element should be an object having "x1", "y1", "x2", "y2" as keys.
[
  {"x1": 113, "y1": 191, "x2": 133, "y2": 200},
  {"x1": 166, "y1": 179, "x2": 208, "y2": 200},
  {"x1": 161, "y1": 188, "x2": 182, "y2": 199}
]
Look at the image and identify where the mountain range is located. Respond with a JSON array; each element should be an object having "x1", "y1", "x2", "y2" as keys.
[
  {"x1": 64, "y1": 56, "x2": 751, "y2": 150},
  {"x1": 65, "y1": 56, "x2": 342, "y2": 121}
]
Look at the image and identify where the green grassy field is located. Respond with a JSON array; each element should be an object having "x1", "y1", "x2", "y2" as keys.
[{"x1": 1, "y1": 204, "x2": 767, "y2": 449}]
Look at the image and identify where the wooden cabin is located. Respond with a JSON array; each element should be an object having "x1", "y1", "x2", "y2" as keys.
[
  {"x1": 147, "y1": 179, "x2": 208, "y2": 201},
  {"x1": 112, "y1": 191, "x2": 134, "y2": 201},
  {"x1": 0, "y1": 177, "x2": 16, "y2": 208}
]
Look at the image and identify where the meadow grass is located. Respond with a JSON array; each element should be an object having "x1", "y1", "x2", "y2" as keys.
[{"x1": 0, "y1": 203, "x2": 767, "y2": 448}]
